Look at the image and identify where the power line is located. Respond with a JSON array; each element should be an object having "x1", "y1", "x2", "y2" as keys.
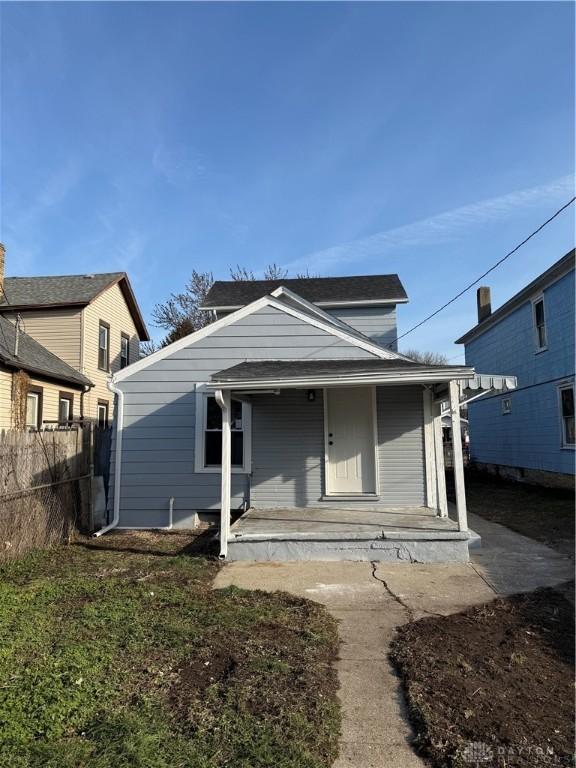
[{"x1": 391, "y1": 196, "x2": 576, "y2": 348}]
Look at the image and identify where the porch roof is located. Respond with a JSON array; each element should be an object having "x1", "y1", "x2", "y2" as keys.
[{"x1": 209, "y1": 358, "x2": 474, "y2": 389}]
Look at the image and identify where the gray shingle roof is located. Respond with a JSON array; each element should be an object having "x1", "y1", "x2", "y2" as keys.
[
  {"x1": 211, "y1": 359, "x2": 468, "y2": 383},
  {"x1": 0, "y1": 316, "x2": 92, "y2": 388},
  {"x1": 202, "y1": 274, "x2": 408, "y2": 309},
  {"x1": 0, "y1": 273, "x2": 125, "y2": 307},
  {"x1": 0, "y1": 272, "x2": 150, "y2": 340}
]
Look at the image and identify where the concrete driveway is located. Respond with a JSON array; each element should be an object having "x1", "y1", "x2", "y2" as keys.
[{"x1": 213, "y1": 517, "x2": 573, "y2": 768}]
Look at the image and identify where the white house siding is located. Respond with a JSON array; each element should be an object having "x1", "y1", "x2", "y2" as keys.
[
  {"x1": 250, "y1": 385, "x2": 426, "y2": 509},
  {"x1": 327, "y1": 306, "x2": 398, "y2": 349},
  {"x1": 112, "y1": 305, "x2": 377, "y2": 528}
]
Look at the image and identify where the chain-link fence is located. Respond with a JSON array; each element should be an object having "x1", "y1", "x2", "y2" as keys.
[{"x1": 0, "y1": 428, "x2": 92, "y2": 562}]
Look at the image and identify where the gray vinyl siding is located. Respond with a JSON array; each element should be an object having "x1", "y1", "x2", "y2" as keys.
[
  {"x1": 251, "y1": 390, "x2": 326, "y2": 508},
  {"x1": 328, "y1": 306, "x2": 398, "y2": 349},
  {"x1": 250, "y1": 385, "x2": 426, "y2": 510},
  {"x1": 376, "y1": 386, "x2": 425, "y2": 505},
  {"x1": 112, "y1": 305, "x2": 376, "y2": 527}
]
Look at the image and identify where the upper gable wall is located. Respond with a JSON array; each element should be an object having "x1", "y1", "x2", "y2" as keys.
[
  {"x1": 327, "y1": 306, "x2": 398, "y2": 350},
  {"x1": 122, "y1": 305, "x2": 376, "y2": 387}
]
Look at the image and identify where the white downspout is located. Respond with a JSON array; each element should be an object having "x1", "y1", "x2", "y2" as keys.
[{"x1": 93, "y1": 378, "x2": 124, "y2": 537}]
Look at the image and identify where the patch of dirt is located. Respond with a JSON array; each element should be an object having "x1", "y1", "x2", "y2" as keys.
[
  {"x1": 448, "y1": 469, "x2": 575, "y2": 557},
  {"x1": 390, "y1": 586, "x2": 575, "y2": 768}
]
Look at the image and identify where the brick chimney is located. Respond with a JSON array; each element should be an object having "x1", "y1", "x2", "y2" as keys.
[
  {"x1": 477, "y1": 286, "x2": 491, "y2": 323},
  {"x1": 0, "y1": 243, "x2": 5, "y2": 298}
]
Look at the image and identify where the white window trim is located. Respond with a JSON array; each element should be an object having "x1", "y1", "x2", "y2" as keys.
[
  {"x1": 531, "y1": 294, "x2": 547, "y2": 353},
  {"x1": 59, "y1": 396, "x2": 71, "y2": 423},
  {"x1": 194, "y1": 385, "x2": 252, "y2": 474},
  {"x1": 26, "y1": 392, "x2": 40, "y2": 429},
  {"x1": 557, "y1": 381, "x2": 575, "y2": 450}
]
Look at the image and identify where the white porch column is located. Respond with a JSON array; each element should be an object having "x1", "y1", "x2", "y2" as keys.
[
  {"x1": 215, "y1": 388, "x2": 232, "y2": 559},
  {"x1": 449, "y1": 379, "x2": 468, "y2": 531},
  {"x1": 433, "y1": 402, "x2": 448, "y2": 517},
  {"x1": 422, "y1": 388, "x2": 438, "y2": 509}
]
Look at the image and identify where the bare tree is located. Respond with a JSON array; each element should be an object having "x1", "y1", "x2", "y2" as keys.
[
  {"x1": 151, "y1": 263, "x2": 308, "y2": 347},
  {"x1": 402, "y1": 349, "x2": 449, "y2": 365}
]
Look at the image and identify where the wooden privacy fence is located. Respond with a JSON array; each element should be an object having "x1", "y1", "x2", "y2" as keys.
[{"x1": 0, "y1": 427, "x2": 110, "y2": 562}]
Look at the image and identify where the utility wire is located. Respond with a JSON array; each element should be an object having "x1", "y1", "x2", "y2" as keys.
[{"x1": 390, "y1": 196, "x2": 576, "y2": 349}]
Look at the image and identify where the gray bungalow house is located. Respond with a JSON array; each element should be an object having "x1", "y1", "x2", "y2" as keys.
[{"x1": 99, "y1": 275, "x2": 514, "y2": 562}]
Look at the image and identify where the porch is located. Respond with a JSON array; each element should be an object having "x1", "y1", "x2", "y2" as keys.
[
  {"x1": 208, "y1": 359, "x2": 515, "y2": 561},
  {"x1": 227, "y1": 504, "x2": 474, "y2": 562}
]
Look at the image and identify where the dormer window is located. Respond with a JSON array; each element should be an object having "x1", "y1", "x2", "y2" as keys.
[{"x1": 532, "y1": 296, "x2": 547, "y2": 351}]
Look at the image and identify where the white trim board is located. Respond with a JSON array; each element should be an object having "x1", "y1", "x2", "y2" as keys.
[
  {"x1": 113, "y1": 293, "x2": 402, "y2": 382},
  {"x1": 200, "y1": 297, "x2": 409, "y2": 312}
]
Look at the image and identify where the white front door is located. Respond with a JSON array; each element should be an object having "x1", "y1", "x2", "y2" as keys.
[{"x1": 325, "y1": 387, "x2": 377, "y2": 495}]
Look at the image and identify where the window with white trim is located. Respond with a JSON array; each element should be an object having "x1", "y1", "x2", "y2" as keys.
[
  {"x1": 559, "y1": 383, "x2": 575, "y2": 448},
  {"x1": 532, "y1": 296, "x2": 547, "y2": 351},
  {"x1": 25, "y1": 391, "x2": 41, "y2": 430},
  {"x1": 195, "y1": 391, "x2": 251, "y2": 472},
  {"x1": 501, "y1": 397, "x2": 511, "y2": 415},
  {"x1": 58, "y1": 393, "x2": 73, "y2": 424}
]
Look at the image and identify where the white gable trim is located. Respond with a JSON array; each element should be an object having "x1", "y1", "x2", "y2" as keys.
[
  {"x1": 113, "y1": 293, "x2": 395, "y2": 383},
  {"x1": 271, "y1": 286, "x2": 407, "y2": 360}
]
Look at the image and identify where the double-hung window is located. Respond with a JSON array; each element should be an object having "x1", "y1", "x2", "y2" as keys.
[
  {"x1": 25, "y1": 387, "x2": 43, "y2": 430},
  {"x1": 532, "y1": 296, "x2": 547, "y2": 352},
  {"x1": 58, "y1": 393, "x2": 73, "y2": 425},
  {"x1": 558, "y1": 383, "x2": 575, "y2": 448},
  {"x1": 120, "y1": 333, "x2": 130, "y2": 369},
  {"x1": 98, "y1": 322, "x2": 110, "y2": 371},
  {"x1": 195, "y1": 390, "x2": 250, "y2": 473}
]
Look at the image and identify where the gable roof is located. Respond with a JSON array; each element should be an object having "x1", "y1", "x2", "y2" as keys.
[
  {"x1": 456, "y1": 249, "x2": 575, "y2": 345},
  {"x1": 0, "y1": 315, "x2": 92, "y2": 388},
  {"x1": 0, "y1": 272, "x2": 150, "y2": 340},
  {"x1": 113, "y1": 291, "x2": 404, "y2": 383},
  {"x1": 201, "y1": 274, "x2": 408, "y2": 310}
]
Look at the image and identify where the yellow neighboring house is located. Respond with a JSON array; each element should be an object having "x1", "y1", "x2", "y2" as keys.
[{"x1": 0, "y1": 247, "x2": 149, "y2": 428}]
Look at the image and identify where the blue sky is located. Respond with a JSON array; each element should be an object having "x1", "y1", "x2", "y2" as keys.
[{"x1": 1, "y1": 1, "x2": 574, "y2": 358}]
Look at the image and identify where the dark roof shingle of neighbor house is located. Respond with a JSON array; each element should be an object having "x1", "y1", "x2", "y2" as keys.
[
  {"x1": 0, "y1": 315, "x2": 92, "y2": 388},
  {"x1": 202, "y1": 274, "x2": 408, "y2": 309},
  {"x1": 211, "y1": 359, "x2": 470, "y2": 383},
  {"x1": 0, "y1": 272, "x2": 150, "y2": 340}
]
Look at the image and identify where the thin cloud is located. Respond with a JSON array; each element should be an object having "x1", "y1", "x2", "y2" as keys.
[{"x1": 286, "y1": 174, "x2": 575, "y2": 274}]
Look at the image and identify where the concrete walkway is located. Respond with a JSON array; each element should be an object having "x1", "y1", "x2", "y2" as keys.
[
  {"x1": 213, "y1": 519, "x2": 573, "y2": 767},
  {"x1": 214, "y1": 561, "x2": 495, "y2": 767},
  {"x1": 468, "y1": 511, "x2": 574, "y2": 595}
]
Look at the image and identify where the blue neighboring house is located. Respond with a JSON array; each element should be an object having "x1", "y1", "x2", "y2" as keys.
[{"x1": 456, "y1": 249, "x2": 575, "y2": 488}]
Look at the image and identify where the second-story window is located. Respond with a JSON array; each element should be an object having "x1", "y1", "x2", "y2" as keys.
[
  {"x1": 120, "y1": 333, "x2": 130, "y2": 369},
  {"x1": 533, "y1": 296, "x2": 547, "y2": 351},
  {"x1": 98, "y1": 321, "x2": 110, "y2": 371}
]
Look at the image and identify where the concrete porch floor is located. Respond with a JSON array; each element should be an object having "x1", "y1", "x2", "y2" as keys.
[
  {"x1": 230, "y1": 504, "x2": 466, "y2": 539},
  {"x1": 227, "y1": 504, "x2": 471, "y2": 562}
]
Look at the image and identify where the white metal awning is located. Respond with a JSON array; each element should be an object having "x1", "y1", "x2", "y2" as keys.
[{"x1": 439, "y1": 373, "x2": 517, "y2": 411}]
